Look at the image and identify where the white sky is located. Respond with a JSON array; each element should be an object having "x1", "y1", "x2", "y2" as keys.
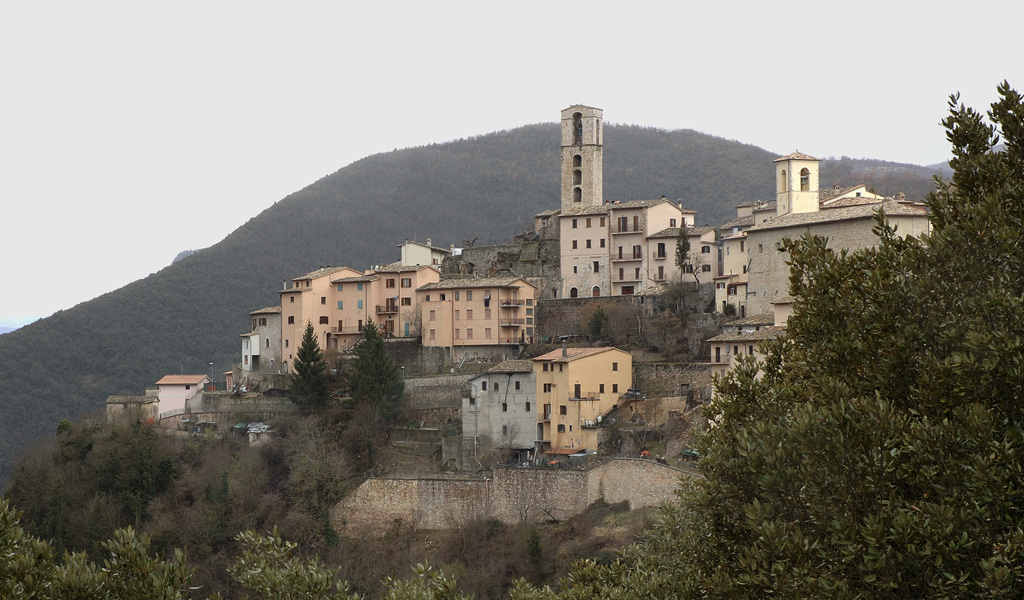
[{"x1": 2, "y1": 1, "x2": 1020, "y2": 327}]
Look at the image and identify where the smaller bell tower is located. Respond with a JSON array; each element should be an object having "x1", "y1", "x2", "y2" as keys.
[
  {"x1": 560, "y1": 105, "x2": 603, "y2": 212},
  {"x1": 774, "y1": 151, "x2": 820, "y2": 216}
]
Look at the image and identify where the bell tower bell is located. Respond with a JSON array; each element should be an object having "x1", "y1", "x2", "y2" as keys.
[{"x1": 560, "y1": 105, "x2": 603, "y2": 212}]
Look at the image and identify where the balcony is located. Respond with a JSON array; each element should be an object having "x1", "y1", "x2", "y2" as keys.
[
  {"x1": 375, "y1": 304, "x2": 398, "y2": 315},
  {"x1": 499, "y1": 299, "x2": 525, "y2": 308},
  {"x1": 615, "y1": 274, "x2": 642, "y2": 283},
  {"x1": 500, "y1": 318, "x2": 526, "y2": 327},
  {"x1": 653, "y1": 252, "x2": 668, "y2": 260},
  {"x1": 611, "y1": 254, "x2": 643, "y2": 263},
  {"x1": 330, "y1": 326, "x2": 364, "y2": 334},
  {"x1": 571, "y1": 392, "x2": 601, "y2": 401},
  {"x1": 610, "y1": 225, "x2": 643, "y2": 235},
  {"x1": 500, "y1": 336, "x2": 532, "y2": 345}
]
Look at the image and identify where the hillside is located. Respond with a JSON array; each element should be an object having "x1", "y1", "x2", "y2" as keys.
[{"x1": 0, "y1": 123, "x2": 943, "y2": 481}]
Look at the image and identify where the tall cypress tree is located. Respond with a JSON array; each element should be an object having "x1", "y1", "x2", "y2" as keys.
[
  {"x1": 288, "y1": 322, "x2": 329, "y2": 413},
  {"x1": 348, "y1": 321, "x2": 404, "y2": 423}
]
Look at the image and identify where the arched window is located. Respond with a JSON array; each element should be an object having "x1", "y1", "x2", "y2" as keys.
[
  {"x1": 800, "y1": 168, "x2": 810, "y2": 191},
  {"x1": 572, "y1": 112, "x2": 582, "y2": 145},
  {"x1": 570, "y1": 287, "x2": 579, "y2": 298},
  {"x1": 592, "y1": 286, "x2": 600, "y2": 297},
  {"x1": 573, "y1": 187, "x2": 582, "y2": 203},
  {"x1": 779, "y1": 169, "x2": 787, "y2": 193},
  {"x1": 573, "y1": 154, "x2": 582, "y2": 167},
  {"x1": 573, "y1": 169, "x2": 582, "y2": 185}
]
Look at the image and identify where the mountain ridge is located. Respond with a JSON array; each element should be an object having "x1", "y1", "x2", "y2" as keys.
[{"x1": 0, "y1": 122, "x2": 944, "y2": 482}]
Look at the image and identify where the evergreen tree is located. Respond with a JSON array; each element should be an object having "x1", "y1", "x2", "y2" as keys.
[
  {"x1": 289, "y1": 322, "x2": 330, "y2": 414},
  {"x1": 348, "y1": 321, "x2": 405, "y2": 423},
  {"x1": 675, "y1": 225, "x2": 691, "y2": 283},
  {"x1": 586, "y1": 307, "x2": 611, "y2": 341}
]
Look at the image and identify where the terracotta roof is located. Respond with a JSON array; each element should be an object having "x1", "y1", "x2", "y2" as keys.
[
  {"x1": 156, "y1": 375, "x2": 209, "y2": 386},
  {"x1": 647, "y1": 225, "x2": 716, "y2": 239},
  {"x1": 532, "y1": 347, "x2": 617, "y2": 362},
  {"x1": 239, "y1": 332, "x2": 258, "y2": 338},
  {"x1": 373, "y1": 263, "x2": 439, "y2": 274},
  {"x1": 774, "y1": 151, "x2": 820, "y2": 162},
  {"x1": 607, "y1": 198, "x2": 672, "y2": 210},
  {"x1": 486, "y1": 360, "x2": 534, "y2": 374},
  {"x1": 544, "y1": 448, "x2": 584, "y2": 455},
  {"x1": 418, "y1": 276, "x2": 534, "y2": 291},
  {"x1": 249, "y1": 306, "x2": 281, "y2": 315},
  {"x1": 708, "y1": 326, "x2": 786, "y2": 343},
  {"x1": 746, "y1": 200, "x2": 925, "y2": 232},
  {"x1": 821, "y1": 196, "x2": 882, "y2": 208},
  {"x1": 721, "y1": 231, "x2": 747, "y2": 241}
]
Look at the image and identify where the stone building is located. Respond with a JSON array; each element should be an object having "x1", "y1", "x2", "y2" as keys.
[
  {"x1": 240, "y1": 306, "x2": 282, "y2": 373},
  {"x1": 461, "y1": 360, "x2": 537, "y2": 465}
]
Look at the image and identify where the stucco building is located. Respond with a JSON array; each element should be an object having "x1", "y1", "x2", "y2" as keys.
[
  {"x1": 533, "y1": 346, "x2": 632, "y2": 456},
  {"x1": 462, "y1": 360, "x2": 537, "y2": 464},
  {"x1": 240, "y1": 306, "x2": 282, "y2": 373}
]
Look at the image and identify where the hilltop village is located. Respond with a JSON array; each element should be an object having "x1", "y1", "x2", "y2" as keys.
[{"x1": 107, "y1": 105, "x2": 930, "y2": 530}]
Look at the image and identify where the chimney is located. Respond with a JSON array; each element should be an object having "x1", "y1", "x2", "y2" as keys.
[
  {"x1": 426, "y1": 238, "x2": 432, "y2": 247},
  {"x1": 562, "y1": 339, "x2": 568, "y2": 358}
]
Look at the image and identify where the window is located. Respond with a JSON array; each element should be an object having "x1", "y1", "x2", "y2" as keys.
[
  {"x1": 702, "y1": 245, "x2": 711, "y2": 254},
  {"x1": 439, "y1": 293, "x2": 446, "y2": 301},
  {"x1": 612, "y1": 384, "x2": 618, "y2": 393},
  {"x1": 290, "y1": 296, "x2": 295, "y2": 303},
  {"x1": 502, "y1": 402, "x2": 508, "y2": 412},
  {"x1": 570, "y1": 287, "x2": 578, "y2": 298},
  {"x1": 429, "y1": 329, "x2": 436, "y2": 340},
  {"x1": 657, "y1": 242, "x2": 666, "y2": 258},
  {"x1": 600, "y1": 383, "x2": 605, "y2": 393},
  {"x1": 321, "y1": 296, "x2": 326, "y2": 305},
  {"x1": 285, "y1": 339, "x2": 289, "y2": 348},
  {"x1": 357, "y1": 300, "x2": 363, "y2": 309},
  {"x1": 467, "y1": 309, "x2": 473, "y2": 320},
  {"x1": 573, "y1": 266, "x2": 578, "y2": 274},
  {"x1": 574, "y1": 188, "x2": 582, "y2": 202},
  {"x1": 670, "y1": 218, "x2": 677, "y2": 227},
  {"x1": 357, "y1": 283, "x2": 363, "y2": 291},
  {"x1": 600, "y1": 238, "x2": 605, "y2": 247},
  {"x1": 338, "y1": 301, "x2": 344, "y2": 309},
  {"x1": 586, "y1": 239, "x2": 592, "y2": 248},
  {"x1": 502, "y1": 425, "x2": 508, "y2": 436},
  {"x1": 469, "y1": 397, "x2": 476, "y2": 406},
  {"x1": 484, "y1": 308, "x2": 491, "y2": 319},
  {"x1": 560, "y1": 405, "x2": 567, "y2": 415},
  {"x1": 572, "y1": 240, "x2": 578, "y2": 249},
  {"x1": 467, "y1": 328, "x2": 473, "y2": 339},
  {"x1": 401, "y1": 297, "x2": 411, "y2": 306},
  {"x1": 612, "y1": 362, "x2": 618, "y2": 371},
  {"x1": 401, "y1": 278, "x2": 411, "y2": 288},
  {"x1": 429, "y1": 310, "x2": 436, "y2": 321},
  {"x1": 574, "y1": 170, "x2": 582, "y2": 185},
  {"x1": 455, "y1": 329, "x2": 460, "y2": 339},
  {"x1": 288, "y1": 316, "x2": 295, "y2": 325},
  {"x1": 586, "y1": 217, "x2": 591, "y2": 228},
  {"x1": 337, "y1": 284, "x2": 343, "y2": 292},
  {"x1": 482, "y1": 381, "x2": 488, "y2": 391},
  {"x1": 526, "y1": 308, "x2": 533, "y2": 315},
  {"x1": 527, "y1": 318, "x2": 533, "y2": 324},
  {"x1": 484, "y1": 328, "x2": 491, "y2": 339},
  {"x1": 319, "y1": 316, "x2": 329, "y2": 324},
  {"x1": 266, "y1": 339, "x2": 269, "y2": 348},
  {"x1": 734, "y1": 345, "x2": 739, "y2": 355},
  {"x1": 599, "y1": 217, "x2": 605, "y2": 226},
  {"x1": 466, "y1": 291, "x2": 473, "y2": 300},
  {"x1": 593, "y1": 261, "x2": 600, "y2": 273},
  {"x1": 515, "y1": 381, "x2": 521, "y2": 390},
  {"x1": 740, "y1": 240, "x2": 745, "y2": 252},
  {"x1": 543, "y1": 363, "x2": 549, "y2": 372},
  {"x1": 386, "y1": 279, "x2": 396, "y2": 288},
  {"x1": 525, "y1": 402, "x2": 530, "y2": 411},
  {"x1": 455, "y1": 310, "x2": 460, "y2": 321},
  {"x1": 425, "y1": 295, "x2": 431, "y2": 301},
  {"x1": 544, "y1": 383, "x2": 552, "y2": 393},
  {"x1": 558, "y1": 424, "x2": 566, "y2": 433},
  {"x1": 574, "y1": 384, "x2": 581, "y2": 398},
  {"x1": 574, "y1": 154, "x2": 582, "y2": 167},
  {"x1": 455, "y1": 291, "x2": 460, "y2": 300},
  {"x1": 800, "y1": 168, "x2": 810, "y2": 191},
  {"x1": 572, "y1": 219, "x2": 578, "y2": 229},
  {"x1": 702, "y1": 264, "x2": 711, "y2": 272},
  {"x1": 749, "y1": 345, "x2": 754, "y2": 355}
]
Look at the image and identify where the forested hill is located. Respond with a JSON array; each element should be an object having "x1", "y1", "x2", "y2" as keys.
[{"x1": 0, "y1": 123, "x2": 943, "y2": 482}]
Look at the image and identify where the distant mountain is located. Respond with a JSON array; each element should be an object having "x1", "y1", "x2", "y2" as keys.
[
  {"x1": 0, "y1": 327, "x2": 14, "y2": 335},
  {"x1": 0, "y1": 123, "x2": 942, "y2": 482},
  {"x1": 172, "y1": 249, "x2": 203, "y2": 264}
]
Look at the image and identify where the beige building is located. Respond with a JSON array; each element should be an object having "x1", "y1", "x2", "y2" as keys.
[
  {"x1": 644, "y1": 225, "x2": 718, "y2": 285},
  {"x1": 398, "y1": 239, "x2": 451, "y2": 267},
  {"x1": 533, "y1": 347, "x2": 632, "y2": 456},
  {"x1": 546, "y1": 105, "x2": 698, "y2": 298},
  {"x1": 417, "y1": 276, "x2": 538, "y2": 360},
  {"x1": 280, "y1": 266, "x2": 362, "y2": 371}
]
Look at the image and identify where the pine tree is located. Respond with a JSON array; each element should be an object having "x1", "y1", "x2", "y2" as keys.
[
  {"x1": 675, "y1": 225, "x2": 690, "y2": 283},
  {"x1": 348, "y1": 321, "x2": 405, "y2": 423},
  {"x1": 288, "y1": 322, "x2": 329, "y2": 414}
]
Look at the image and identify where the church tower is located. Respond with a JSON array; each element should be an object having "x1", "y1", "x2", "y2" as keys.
[
  {"x1": 560, "y1": 105, "x2": 603, "y2": 212},
  {"x1": 774, "y1": 151, "x2": 820, "y2": 216}
]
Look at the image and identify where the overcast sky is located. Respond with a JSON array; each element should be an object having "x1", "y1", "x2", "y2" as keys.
[{"x1": 2, "y1": 1, "x2": 1021, "y2": 327}]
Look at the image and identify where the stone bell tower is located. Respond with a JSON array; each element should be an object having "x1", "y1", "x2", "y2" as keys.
[{"x1": 560, "y1": 105, "x2": 604, "y2": 212}]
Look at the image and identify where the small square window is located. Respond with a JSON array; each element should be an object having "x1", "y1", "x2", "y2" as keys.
[
  {"x1": 560, "y1": 405, "x2": 567, "y2": 415},
  {"x1": 612, "y1": 362, "x2": 618, "y2": 371}
]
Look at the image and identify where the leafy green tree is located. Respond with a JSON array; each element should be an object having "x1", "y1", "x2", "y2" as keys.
[
  {"x1": 586, "y1": 307, "x2": 611, "y2": 341},
  {"x1": 289, "y1": 322, "x2": 330, "y2": 414},
  {"x1": 674, "y1": 225, "x2": 690, "y2": 283},
  {"x1": 228, "y1": 528, "x2": 353, "y2": 600},
  {"x1": 347, "y1": 321, "x2": 405, "y2": 423},
  {"x1": 513, "y1": 81, "x2": 1024, "y2": 599}
]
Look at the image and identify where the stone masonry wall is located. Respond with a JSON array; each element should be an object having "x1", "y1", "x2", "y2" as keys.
[{"x1": 332, "y1": 459, "x2": 692, "y2": 535}]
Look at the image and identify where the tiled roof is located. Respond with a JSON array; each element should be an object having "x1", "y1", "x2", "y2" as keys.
[
  {"x1": 719, "y1": 215, "x2": 754, "y2": 230},
  {"x1": 774, "y1": 151, "x2": 819, "y2": 162},
  {"x1": 399, "y1": 240, "x2": 451, "y2": 253},
  {"x1": 607, "y1": 198, "x2": 671, "y2": 210},
  {"x1": 487, "y1": 360, "x2": 534, "y2": 374},
  {"x1": 294, "y1": 266, "x2": 356, "y2": 280},
  {"x1": 249, "y1": 306, "x2": 281, "y2": 315},
  {"x1": 561, "y1": 204, "x2": 611, "y2": 216},
  {"x1": 533, "y1": 347, "x2": 617, "y2": 362},
  {"x1": 333, "y1": 275, "x2": 378, "y2": 283},
  {"x1": 156, "y1": 375, "x2": 209, "y2": 386},
  {"x1": 729, "y1": 311, "x2": 774, "y2": 326},
  {"x1": 721, "y1": 231, "x2": 747, "y2": 241},
  {"x1": 746, "y1": 200, "x2": 924, "y2": 233},
  {"x1": 418, "y1": 276, "x2": 534, "y2": 290},
  {"x1": 708, "y1": 326, "x2": 786, "y2": 343},
  {"x1": 373, "y1": 263, "x2": 439, "y2": 274},
  {"x1": 647, "y1": 225, "x2": 716, "y2": 239},
  {"x1": 821, "y1": 196, "x2": 881, "y2": 208},
  {"x1": 752, "y1": 201, "x2": 777, "y2": 213},
  {"x1": 535, "y1": 209, "x2": 561, "y2": 217},
  {"x1": 240, "y1": 332, "x2": 258, "y2": 338},
  {"x1": 771, "y1": 295, "x2": 795, "y2": 304}
]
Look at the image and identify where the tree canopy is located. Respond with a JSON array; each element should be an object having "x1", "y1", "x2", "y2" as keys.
[
  {"x1": 289, "y1": 322, "x2": 330, "y2": 413},
  {"x1": 347, "y1": 321, "x2": 405, "y2": 423}
]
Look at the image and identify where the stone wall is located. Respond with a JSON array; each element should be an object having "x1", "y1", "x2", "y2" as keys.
[{"x1": 331, "y1": 458, "x2": 692, "y2": 535}]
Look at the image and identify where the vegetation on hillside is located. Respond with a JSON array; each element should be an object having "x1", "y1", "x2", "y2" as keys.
[{"x1": 0, "y1": 121, "x2": 942, "y2": 483}]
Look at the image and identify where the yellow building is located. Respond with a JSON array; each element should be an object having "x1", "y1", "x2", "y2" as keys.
[{"x1": 533, "y1": 346, "x2": 632, "y2": 456}]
